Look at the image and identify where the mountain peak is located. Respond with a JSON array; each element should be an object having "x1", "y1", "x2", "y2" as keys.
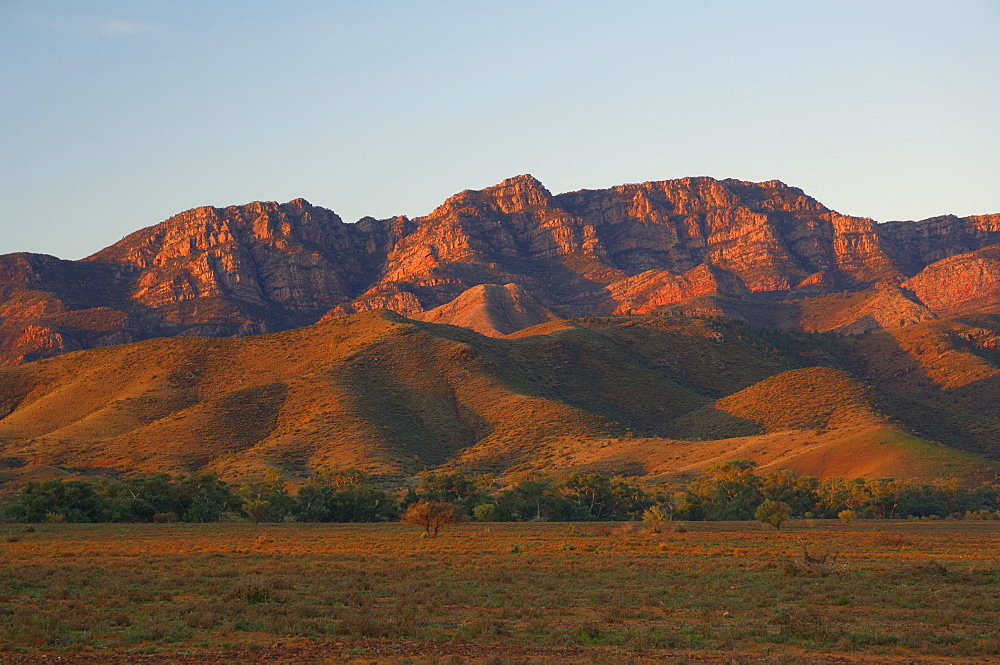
[
  {"x1": 482, "y1": 174, "x2": 552, "y2": 213},
  {"x1": 494, "y1": 174, "x2": 544, "y2": 188}
]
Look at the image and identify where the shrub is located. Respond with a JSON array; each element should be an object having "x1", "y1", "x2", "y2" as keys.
[
  {"x1": 641, "y1": 506, "x2": 667, "y2": 533},
  {"x1": 755, "y1": 500, "x2": 791, "y2": 530},
  {"x1": 401, "y1": 499, "x2": 464, "y2": 537},
  {"x1": 228, "y1": 576, "x2": 274, "y2": 604},
  {"x1": 838, "y1": 509, "x2": 856, "y2": 524}
]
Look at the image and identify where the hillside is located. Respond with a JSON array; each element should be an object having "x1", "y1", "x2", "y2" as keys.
[
  {"x1": 0, "y1": 311, "x2": 996, "y2": 487},
  {"x1": 2, "y1": 175, "x2": 1000, "y2": 364}
]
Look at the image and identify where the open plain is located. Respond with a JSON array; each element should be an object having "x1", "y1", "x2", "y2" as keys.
[{"x1": 1, "y1": 520, "x2": 998, "y2": 663}]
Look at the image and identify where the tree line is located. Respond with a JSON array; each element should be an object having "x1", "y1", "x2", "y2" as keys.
[{"x1": 4, "y1": 460, "x2": 1000, "y2": 524}]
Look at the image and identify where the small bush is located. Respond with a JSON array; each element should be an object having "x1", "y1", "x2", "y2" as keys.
[
  {"x1": 906, "y1": 559, "x2": 947, "y2": 577},
  {"x1": 755, "y1": 500, "x2": 791, "y2": 530},
  {"x1": 642, "y1": 506, "x2": 667, "y2": 533},
  {"x1": 781, "y1": 541, "x2": 839, "y2": 577},
  {"x1": 228, "y1": 577, "x2": 274, "y2": 604}
]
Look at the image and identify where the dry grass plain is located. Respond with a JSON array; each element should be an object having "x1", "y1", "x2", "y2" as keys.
[{"x1": 1, "y1": 521, "x2": 998, "y2": 663}]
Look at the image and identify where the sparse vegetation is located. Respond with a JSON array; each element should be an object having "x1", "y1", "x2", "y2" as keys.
[{"x1": 0, "y1": 520, "x2": 996, "y2": 661}]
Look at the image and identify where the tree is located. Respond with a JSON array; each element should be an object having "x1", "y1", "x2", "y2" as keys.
[
  {"x1": 419, "y1": 473, "x2": 485, "y2": 508},
  {"x1": 684, "y1": 460, "x2": 763, "y2": 520},
  {"x1": 401, "y1": 499, "x2": 464, "y2": 536},
  {"x1": 496, "y1": 473, "x2": 576, "y2": 521},
  {"x1": 608, "y1": 475, "x2": 653, "y2": 519},
  {"x1": 642, "y1": 505, "x2": 667, "y2": 533},
  {"x1": 819, "y1": 478, "x2": 869, "y2": 516},
  {"x1": 755, "y1": 499, "x2": 791, "y2": 530},
  {"x1": 173, "y1": 472, "x2": 241, "y2": 522},
  {"x1": 239, "y1": 467, "x2": 295, "y2": 522},
  {"x1": 472, "y1": 502, "x2": 498, "y2": 522},
  {"x1": 760, "y1": 470, "x2": 819, "y2": 516},
  {"x1": 293, "y1": 470, "x2": 397, "y2": 522},
  {"x1": 4, "y1": 480, "x2": 107, "y2": 523}
]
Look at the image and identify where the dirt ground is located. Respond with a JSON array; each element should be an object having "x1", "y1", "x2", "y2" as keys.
[{"x1": 1, "y1": 520, "x2": 998, "y2": 663}]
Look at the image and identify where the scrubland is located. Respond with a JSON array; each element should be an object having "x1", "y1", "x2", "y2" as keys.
[{"x1": 1, "y1": 520, "x2": 998, "y2": 663}]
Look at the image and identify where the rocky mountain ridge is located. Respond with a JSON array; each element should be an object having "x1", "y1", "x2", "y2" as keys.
[{"x1": 2, "y1": 175, "x2": 999, "y2": 364}]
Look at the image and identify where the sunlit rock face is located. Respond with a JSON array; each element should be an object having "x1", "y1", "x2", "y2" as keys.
[
  {"x1": 904, "y1": 246, "x2": 1000, "y2": 317},
  {"x1": 1, "y1": 176, "x2": 998, "y2": 364}
]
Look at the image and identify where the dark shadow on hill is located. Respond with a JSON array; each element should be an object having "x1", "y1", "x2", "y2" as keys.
[
  {"x1": 858, "y1": 321, "x2": 1000, "y2": 461},
  {"x1": 335, "y1": 346, "x2": 487, "y2": 472},
  {"x1": 663, "y1": 405, "x2": 763, "y2": 440}
]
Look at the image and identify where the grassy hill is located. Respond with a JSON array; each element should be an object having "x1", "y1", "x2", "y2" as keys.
[{"x1": 0, "y1": 310, "x2": 997, "y2": 488}]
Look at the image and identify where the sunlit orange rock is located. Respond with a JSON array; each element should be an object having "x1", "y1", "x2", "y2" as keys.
[{"x1": 1, "y1": 176, "x2": 997, "y2": 364}]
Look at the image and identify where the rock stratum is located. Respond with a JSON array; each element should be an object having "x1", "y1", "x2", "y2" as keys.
[{"x1": 2, "y1": 175, "x2": 1000, "y2": 365}]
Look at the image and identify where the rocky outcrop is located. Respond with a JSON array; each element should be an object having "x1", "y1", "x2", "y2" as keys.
[
  {"x1": 904, "y1": 246, "x2": 1000, "y2": 317},
  {"x1": 877, "y1": 214, "x2": 1000, "y2": 275},
  {"x1": 555, "y1": 178, "x2": 901, "y2": 290},
  {"x1": 606, "y1": 265, "x2": 750, "y2": 315},
  {"x1": 89, "y1": 198, "x2": 384, "y2": 313},
  {"x1": 1, "y1": 175, "x2": 998, "y2": 364}
]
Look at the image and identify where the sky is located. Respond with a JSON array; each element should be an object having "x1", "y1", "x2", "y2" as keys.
[{"x1": 2, "y1": 0, "x2": 999, "y2": 260}]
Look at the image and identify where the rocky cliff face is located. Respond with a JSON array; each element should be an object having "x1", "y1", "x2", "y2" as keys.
[
  {"x1": 89, "y1": 198, "x2": 386, "y2": 313},
  {"x1": 904, "y1": 246, "x2": 1000, "y2": 317},
  {"x1": 1, "y1": 176, "x2": 998, "y2": 363},
  {"x1": 877, "y1": 214, "x2": 1000, "y2": 275}
]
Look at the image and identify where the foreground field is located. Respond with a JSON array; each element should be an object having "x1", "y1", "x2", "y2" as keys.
[{"x1": 1, "y1": 521, "x2": 998, "y2": 663}]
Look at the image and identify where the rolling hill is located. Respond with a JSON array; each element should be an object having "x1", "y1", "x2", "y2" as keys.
[{"x1": 1, "y1": 310, "x2": 997, "y2": 487}]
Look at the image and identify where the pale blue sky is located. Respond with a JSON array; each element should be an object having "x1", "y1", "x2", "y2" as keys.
[{"x1": 2, "y1": 0, "x2": 998, "y2": 259}]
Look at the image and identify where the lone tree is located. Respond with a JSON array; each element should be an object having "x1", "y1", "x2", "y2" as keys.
[
  {"x1": 402, "y1": 499, "x2": 464, "y2": 537},
  {"x1": 755, "y1": 499, "x2": 792, "y2": 530},
  {"x1": 642, "y1": 505, "x2": 667, "y2": 533}
]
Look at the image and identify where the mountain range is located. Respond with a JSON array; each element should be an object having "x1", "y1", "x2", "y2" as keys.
[
  {"x1": 3, "y1": 175, "x2": 999, "y2": 366},
  {"x1": 1, "y1": 176, "x2": 998, "y2": 485}
]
